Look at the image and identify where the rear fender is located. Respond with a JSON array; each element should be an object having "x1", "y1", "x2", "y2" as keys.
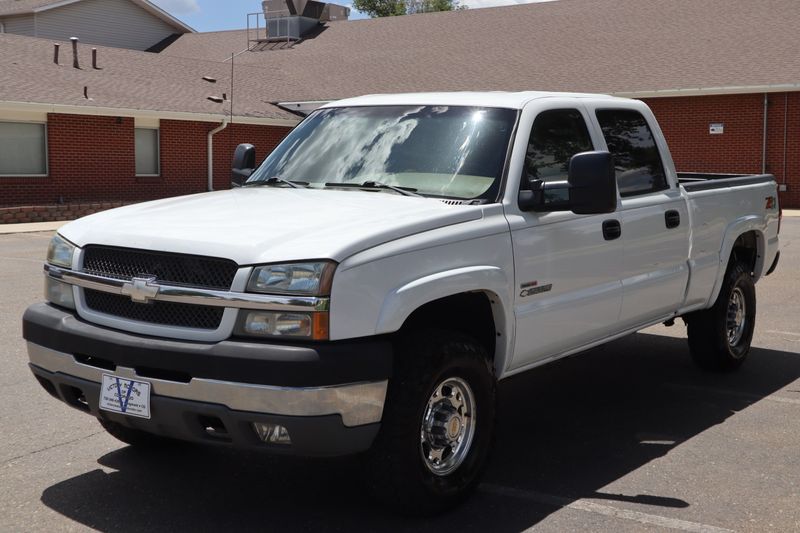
[{"x1": 707, "y1": 216, "x2": 766, "y2": 306}]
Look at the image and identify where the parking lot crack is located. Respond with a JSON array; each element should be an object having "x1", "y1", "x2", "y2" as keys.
[{"x1": 3, "y1": 431, "x2": 104, "y2": 465}]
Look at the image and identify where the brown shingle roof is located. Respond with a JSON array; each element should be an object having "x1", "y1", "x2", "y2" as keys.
[
  {"x1": 159, "y1": 0, "x2": 800, "y2": 101},
  {"x1": 0, "y1": 33, "x2": 299, "y2": 123}
]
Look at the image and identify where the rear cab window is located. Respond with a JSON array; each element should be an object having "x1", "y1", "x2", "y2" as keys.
[{"x1": 595, "y1": 109, "x2": 668, "y2": 197}]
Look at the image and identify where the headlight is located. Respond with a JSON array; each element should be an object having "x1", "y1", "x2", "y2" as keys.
[
  {"x1": 247, "y1": 261, "x2": 336, "y2": 296},
  {"x1": 47, "y1": 234, "x2": 76, "y2": 268},
  {"x1": 235, "y1": 310, "x2": 329, "y2": 340}
]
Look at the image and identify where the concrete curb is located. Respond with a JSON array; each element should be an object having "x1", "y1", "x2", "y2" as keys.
[
  {"x1": 0, "y1": 221, "x2": 67, "y2": 235},
  {"x1": 783, "y1": 209, "x2": 800, "y2": 217}
]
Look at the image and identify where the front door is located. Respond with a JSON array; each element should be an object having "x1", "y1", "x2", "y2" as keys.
[{"x1": 508, "y1": 106, "x2": 624, "y2": 370}]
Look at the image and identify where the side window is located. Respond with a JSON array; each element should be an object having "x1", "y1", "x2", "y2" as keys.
[
  {"x1": 595, "y1": 109, "x2": 667, "y2": 197},
  {"x1": 523, "y1": 109, "x2": 593, "y2": 187}
]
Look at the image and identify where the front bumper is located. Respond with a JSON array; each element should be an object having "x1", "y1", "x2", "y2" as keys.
[{"x1": 23, "y1": 303, "x2": 392, "y2": 456}]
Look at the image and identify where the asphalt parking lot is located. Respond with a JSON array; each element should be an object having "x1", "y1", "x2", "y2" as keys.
[{"x1": 1, "y1": 220, "x2": 798, "y2": 532}]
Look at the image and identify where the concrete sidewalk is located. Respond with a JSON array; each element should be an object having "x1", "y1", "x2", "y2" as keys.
[{"x1": 0, "y1": 221, "x2": 66, "y2": 234}]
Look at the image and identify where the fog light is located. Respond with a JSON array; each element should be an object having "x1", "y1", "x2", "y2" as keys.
[
  {"x1": 252, "y1": 422, "x2": 291, "y2": 445},
  {"x1": 45, "y1": 277, "x2": 75, "y2": 310}
]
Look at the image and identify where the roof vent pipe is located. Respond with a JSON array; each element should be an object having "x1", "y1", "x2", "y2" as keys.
[
  {"x1": 53, "y1": 43, "x2": 60, "y2": 65},
  {"x1": 92, "y1": 48, "x2": 98, "y2": 69},
  {"x1": 70, "y1": 37, "x2": 79, "y2": 69}
]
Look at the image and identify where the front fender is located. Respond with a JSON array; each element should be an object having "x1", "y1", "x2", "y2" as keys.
[{"x1": 375, "y1": 266, "x2": 513, "y2": 374}]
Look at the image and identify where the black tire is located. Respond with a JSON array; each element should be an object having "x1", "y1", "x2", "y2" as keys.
[
  {"x1": 98, "y1": 417, "x2": 174, "y2": 448},
  {"x1": 363, "y1": 329, "x2": 496, "y2": 516},
  {"x1": 686, "y1": 261, "x2": 756, "y2": 371}
]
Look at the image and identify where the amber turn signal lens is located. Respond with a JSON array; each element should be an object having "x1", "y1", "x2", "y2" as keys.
[{"x1": 312, "y1": 312, "x2": 329, "y2": 341}]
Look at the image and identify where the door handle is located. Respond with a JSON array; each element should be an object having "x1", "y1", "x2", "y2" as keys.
[
  {"x1": 602, "y1": 219, "x2": 621, "y2": 241},
  {"x1": 665, "y1": 210, "x2": 681, "y2": 229}
]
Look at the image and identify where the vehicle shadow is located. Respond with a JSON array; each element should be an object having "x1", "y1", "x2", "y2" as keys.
[{"x1": 40, "y1": 332, "x2": 800, "y2": 532}]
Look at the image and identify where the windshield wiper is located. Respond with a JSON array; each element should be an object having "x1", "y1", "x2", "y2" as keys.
[
  {"x1": 324, "y1": 180, "x2": 422, "y2": 197},
  {"x1": 246, "y1": 177, "x2": 309, "y2": 189}
]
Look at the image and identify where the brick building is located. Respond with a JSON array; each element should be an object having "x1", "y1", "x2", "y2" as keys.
[
  {"x1": 1, "y1": 0, "x2": 799, "y2": 221},
  {"x1": 0, "y1": 30, "x2": 298, "y2": 222}
]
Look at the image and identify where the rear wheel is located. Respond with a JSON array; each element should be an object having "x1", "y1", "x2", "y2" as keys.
[
  {"x1": 363, "y1": 330, "x2": 496, "y2": 515},
  {"x1": 686, "y1": 261, "x2": 756, "y2": 371}
]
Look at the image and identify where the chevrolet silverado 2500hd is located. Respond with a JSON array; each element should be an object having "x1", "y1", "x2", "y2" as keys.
[{"x1": 24, "y1": 92, "x2": 781, "y2": 513}]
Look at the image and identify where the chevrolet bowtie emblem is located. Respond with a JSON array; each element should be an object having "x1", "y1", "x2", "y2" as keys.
[{"x1": 121, "y1": 276, "x2": 160, "y2": 304}]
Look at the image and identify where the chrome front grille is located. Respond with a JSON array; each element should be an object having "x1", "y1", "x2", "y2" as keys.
[
  {"x1": 82, "y1": 246, "x2": 238, "y2": 290},
  {"x1": 84, "y1": 289, "x2": 225, "y2": 330},
  {"x1": 80, "y1": 246, "x2": 237, "y2": 331}
]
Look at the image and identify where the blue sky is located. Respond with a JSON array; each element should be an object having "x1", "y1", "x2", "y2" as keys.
[{"x1": 151, "y1": 0, "x2": 555, "y2": 32}]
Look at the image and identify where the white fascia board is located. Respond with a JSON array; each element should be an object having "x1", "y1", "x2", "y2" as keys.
[
  {"x1": 131, "y1": 0, "x2": 196, "y2": 33},
  {"x1": 0, "y1": 100, "x2": 300, "y2": 127},
  {"x1": 277, "y1": 101, "x2": 331, "y2": 115},
  {"x1": 614, "y1": 83, "x2": 800, "y2": 99}
]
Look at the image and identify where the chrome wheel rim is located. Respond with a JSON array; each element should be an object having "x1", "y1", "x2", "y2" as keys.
[
  {"x1": 727, "y1": 287, "x2": 747, "y2": 347},
  {"x1": 420, "y1": 377, "x2": 476, "y2": 476}
]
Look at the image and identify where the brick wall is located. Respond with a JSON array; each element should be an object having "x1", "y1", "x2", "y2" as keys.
[
  {"x1": 643, "y1": 92, "x2": 800, "y2": 208},
  {"x1": 2, "y1": 98, "x2": 798, "y2": 212},
  {"x1": 0, "y1": 202, "x2": 133, "y2": 224},
  {"x1": 0, "y1": 113, "x2": 292, "y2": 209}
]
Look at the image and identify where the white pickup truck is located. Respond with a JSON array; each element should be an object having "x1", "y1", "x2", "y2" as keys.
[{"x1": 24, "y1": 92, "x2": 781, "y2": 513}]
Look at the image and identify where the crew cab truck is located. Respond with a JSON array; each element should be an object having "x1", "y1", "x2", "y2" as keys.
[{"x1": 23, "y1": 92, "x2": 781, "y2": 514}]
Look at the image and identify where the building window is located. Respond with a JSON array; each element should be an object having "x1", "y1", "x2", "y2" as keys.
[
  {"x1": 0, "y1": 122, "x2": 47, "y2": 176},
  {"x1": 135, "y1": 128, "x2": 159, "y2": 176},
  {"x1": 595, "y1": 109, "x2": 668, "y2": 197}
]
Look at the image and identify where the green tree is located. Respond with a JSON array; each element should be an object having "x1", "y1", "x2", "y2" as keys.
[{"x1": 353, "y1": 0, "x2": 465, "y2": 17}]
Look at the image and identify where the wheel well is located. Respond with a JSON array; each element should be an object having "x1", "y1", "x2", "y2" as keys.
[
  {"x1": 400, "y1": 292, "x2": 497, "y2": 360},
  {"x1": 730, "y1": 231, "x2": 759, "y2": 273}
]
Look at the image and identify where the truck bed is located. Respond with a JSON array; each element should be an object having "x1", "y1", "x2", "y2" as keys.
[
  {"x1": 677, "y1": 172, "x2": 776, "y2": 192},
  {"x1": 678, "y1": 172, "x2": 779, "y2": 311}
]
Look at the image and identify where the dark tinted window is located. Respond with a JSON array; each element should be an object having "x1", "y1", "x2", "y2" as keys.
[
  {"x1": 524, "y1": 109, "x2": 593, "y2": 186},
  {"x1": 595, "y1": 109, "x2": 668, "y2": 197}
]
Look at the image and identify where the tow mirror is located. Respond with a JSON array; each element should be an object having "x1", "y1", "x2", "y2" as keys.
[
  {"x1": 567, "y1": 151, "x2": 617, "y2": 214},
  {"x1": 231, "y1": 143, "x2": 256, "y2": 187},
  {"x1": 518, "y1": 151, "x2": 617, "y2": 215}
]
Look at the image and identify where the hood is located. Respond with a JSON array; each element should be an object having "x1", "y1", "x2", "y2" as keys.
[{"x1": 60, "y1": 188, "x2": 483, "y2": 265}]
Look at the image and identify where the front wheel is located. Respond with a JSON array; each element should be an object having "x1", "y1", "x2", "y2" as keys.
[
  {"x1": 686, "y1": 261, "x2": 756, "y2": 371},
  {"x1": 363, "y1": 330, "x2": 496, "y2": 515}
]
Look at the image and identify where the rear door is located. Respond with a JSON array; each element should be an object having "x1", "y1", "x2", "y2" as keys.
[{"x1": 590, "y1": 106, "x2": 690, "y2": 327}]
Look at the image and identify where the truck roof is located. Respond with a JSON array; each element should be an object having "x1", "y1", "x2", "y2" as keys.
[{"x1": 321, "y1": 91, "x2": 627, "y2": 110}]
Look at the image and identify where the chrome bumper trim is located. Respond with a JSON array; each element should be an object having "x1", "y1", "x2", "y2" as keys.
[
  {"x1": 27, "y1": 342, "x2": 386, "y2": 427},
  {"x1": 44, "y1": 264, "x2": 329, "y2": 312}
]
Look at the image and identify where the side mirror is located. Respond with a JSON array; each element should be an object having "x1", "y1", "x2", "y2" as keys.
[
  {"x1": 567, "y1": 151, "x2": 617, "y2": 215},
  {"x1": 518, "y1": 151, "x2": 617, "y2": 215},
  {"x1": 231, "y1": 143, "x2": 256, "y2": 187}
]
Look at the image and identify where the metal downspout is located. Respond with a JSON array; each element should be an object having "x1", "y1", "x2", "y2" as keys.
[
  {"x1": 762, "y1": 93, "x2": 768, "y2": 174},
  {"x1": 783, "y1": 93, "x2": 788, "y2": 187},
  {"x1": 208, "y1": 118, "x2": 229, "y2": 192}
]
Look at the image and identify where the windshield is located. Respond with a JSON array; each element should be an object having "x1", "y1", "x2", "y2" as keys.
[{"x1": 247, "y1": 105, "x2": 518, "y2": 200}]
